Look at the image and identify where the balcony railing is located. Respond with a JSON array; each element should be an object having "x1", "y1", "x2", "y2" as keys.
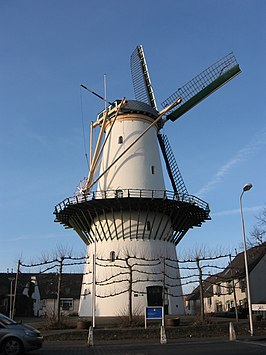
[{"x1": 54, "y1": 189, "x2": 209, "y2": 214}]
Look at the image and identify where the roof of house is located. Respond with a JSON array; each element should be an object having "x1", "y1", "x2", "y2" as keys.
[
  {"x1": 0, "y1": 273, "x2": 83, "y2": 300},
  {"x1": 219, "y1": 243, "x2": 266, "y2": 281},
  {"x1": 186, "y1": 276, "x2": 215, "y2": 301},
  {"x1": 37, "y1": 273, "x2": 83, "y2": 299}
]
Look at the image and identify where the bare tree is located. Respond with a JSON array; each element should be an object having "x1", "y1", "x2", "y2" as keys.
[
  {"x1": 53, "y1": 244, "x2": 73, "y2": 260},
  {"x1": 38, "y1": 244, "x2": 74, "y2": 322},
  {"x1": 248, "y1": 207, "x2": 266, "y2": 247}
]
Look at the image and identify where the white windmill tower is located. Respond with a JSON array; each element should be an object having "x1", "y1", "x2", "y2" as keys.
[{"x1": 54, "y1": 46, "x2": 241, "y2": 321}]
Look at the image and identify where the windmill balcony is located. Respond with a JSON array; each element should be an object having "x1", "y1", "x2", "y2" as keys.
[
  {"x1": 54, "y1": 189, "x2": 210, "y2": 246},
  {"x1": 55, "y1": 189, "x2": 208, "y2": 210}
]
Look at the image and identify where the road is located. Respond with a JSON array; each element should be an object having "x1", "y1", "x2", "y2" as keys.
[{"x1": 29, "y1": 339, "x2": 266, "y2": 355}]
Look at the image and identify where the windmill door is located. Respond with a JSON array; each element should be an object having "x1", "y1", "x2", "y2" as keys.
[{"x1": 146, "y1": 286, "x2": 168, "y2": 315}]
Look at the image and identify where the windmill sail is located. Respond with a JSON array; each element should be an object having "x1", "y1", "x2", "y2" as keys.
[
  {"x1": 130, "y1": 45, "x2": 157, "y2": 109},
  {"x1": 158, "y1": 133, "x2": 188, "y2": 195},
  {"x1": 162, "y1": 52, "x2": 241, "y2": 122}
]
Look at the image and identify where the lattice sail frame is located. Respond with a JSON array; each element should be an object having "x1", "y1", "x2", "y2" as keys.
[
  {"x1": 158, "y1": 133, "x2": 188, "y2": 195},
  {"x1": 161, "y1": 52, "x2": 241, "y2": 122},
  {"x1": 130, "y1": 45, "x2": 157, "y2": 109}
]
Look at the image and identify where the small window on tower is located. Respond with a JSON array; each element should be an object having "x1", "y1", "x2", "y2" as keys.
[
  {"x1": 118, "y1": 136, "x2": 123, "y2": 144},
  {"x1": 151, "y1": 165, "x2": 155, "y2": 174},
  {"x1": 146, "y1": 221, "x2": 151, "y2": 231},
  {"x1": 110, "y1": 251, "x2": 116, "y2": 262}
]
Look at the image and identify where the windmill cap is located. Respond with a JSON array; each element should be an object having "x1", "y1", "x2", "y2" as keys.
[{"x1": 120, "y1": 100, "x2": 159, "y2": 118}]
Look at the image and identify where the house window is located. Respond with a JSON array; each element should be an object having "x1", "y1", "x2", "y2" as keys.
[
  {"x1": 239, "y1": 279, "x2": 245, "y2": 293},
  {"x1": 151, "y1": 165, "x2": 155, "y2": 174},
  {"x1": 118, "y1": 136, "x2": 123, "y2": 144},
  {"x1": 227, "y1": 281, "x2": 233, "y2": 294},
  {"x1": 207, "y1": 297, "x2": 212, "y2": 307},
  {"x1": 216, "y1": 283, "x2": 221, "y2": 296},
  {"x1": 110, "y1": 251, "x2": 116, "y2": 262},
  {"x1": 216, "y1": 302, "x2": 223, "y2": 312},
  {"x1": 60, "y1": 298, "x2": 73, "y2": 311}
]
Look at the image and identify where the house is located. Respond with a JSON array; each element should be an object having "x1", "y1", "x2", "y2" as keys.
[
  {"x1": 0, "y1": 273, "x2": 83, "y2": 317},
  {"x1": 34, "y1": 273, "x2": 83, "y2": 317},
  {"x1": 185, "y1": 275, "x2": 215, "y2": 316},
  {"x1": 186, "y1": 243, "x2": 266, "y2": 316}
]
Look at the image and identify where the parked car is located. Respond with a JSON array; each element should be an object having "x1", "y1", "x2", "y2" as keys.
[{"x1": 0, "y1": 313, "x2": 43, "y2": 355}]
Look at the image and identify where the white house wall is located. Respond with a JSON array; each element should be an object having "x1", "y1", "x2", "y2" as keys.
[
  {"x1": 38, "y1": 299, "x2": 80, "y2": 318},
  {"x1": 250, "y1": 254, "x2": 266, "y2": 303}
]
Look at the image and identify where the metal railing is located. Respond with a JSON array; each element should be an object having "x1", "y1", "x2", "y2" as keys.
[{"x1": 54, "y1": 189, "x2": 209, "y2": 214}]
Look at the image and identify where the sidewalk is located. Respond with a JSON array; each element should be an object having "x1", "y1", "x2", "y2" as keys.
[
  {"x1": 41, "y1": 325, "x2": 266, "y2": 345},
  {"x1": 19, "y1": 316, "x2": 266, "y2": 344}
]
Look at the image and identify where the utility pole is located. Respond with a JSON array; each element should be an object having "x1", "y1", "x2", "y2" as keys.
[
  {"x1": 11, "y1": 259, "x2": 20, "y2": 319},
  {"x1": 196, "y1": 257, "x2": 204, "y2": 321},
  {"x1": 56, "y1": 257, "x2": 64, "y2": 322},
  {"x1": 229, "y1": 254, "x2": 239, "y2": 322},
  {"x1": 162, "y1": 257, "x2": 166, "y2": 327}
]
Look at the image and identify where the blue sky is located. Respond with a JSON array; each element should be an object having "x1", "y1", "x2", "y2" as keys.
[{"x1": 0, "y1": 0, "x2": 265, "y2": 272}]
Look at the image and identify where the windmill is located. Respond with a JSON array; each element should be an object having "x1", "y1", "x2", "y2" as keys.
[{"x1": 54, "y1": 45, "x2": 241, "y2": 320}]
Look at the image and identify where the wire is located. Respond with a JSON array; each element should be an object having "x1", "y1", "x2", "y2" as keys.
[{"x1": 79, "y1": 86, "x2": 90, "y2": 169}]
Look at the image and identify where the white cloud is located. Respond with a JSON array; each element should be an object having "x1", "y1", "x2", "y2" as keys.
[
  {"x1": 212, "y1": 205, "x2": 264, "y2": 217},
  {"x1": 197, "y1": 128, "x2": 266, "y2": 197},
  {"x1": 0, "y1": 232, "x2": 69, "y2": 243}
]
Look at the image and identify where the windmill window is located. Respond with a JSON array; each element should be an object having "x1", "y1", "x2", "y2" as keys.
[
  {"x1": 151, "y1": 165, "x2": 155, "y2": 175},
  {"x1": 146, "y1": 221, "x2": 151, "y2": 231},
  {"x1": 118, "y1": 136, "x2": 123, "y2": 144},
  {"x1": 110, "y1": 251, "x2": 116, "y2": 262}
]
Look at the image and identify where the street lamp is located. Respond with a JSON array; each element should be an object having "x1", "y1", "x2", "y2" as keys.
[{"x1": 240, "y1": 183, "x2": 254, "y2": 336}]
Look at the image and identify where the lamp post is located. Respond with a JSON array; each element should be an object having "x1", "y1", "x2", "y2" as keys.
[
  {"x1": 240, "y1": 183, "x2": 254, "y2": 336},
  {"x1": 8, "y1": 277, "x2": 15, "y2": 318}
]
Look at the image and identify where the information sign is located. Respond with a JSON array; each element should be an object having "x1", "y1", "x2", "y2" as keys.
[{"x1": 145, "y1": 306, "x2": 164, "y2": 328}]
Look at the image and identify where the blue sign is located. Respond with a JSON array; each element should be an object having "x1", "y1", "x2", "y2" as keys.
[{"x1": 146, "y1": 307, "x2": 163, "y2": 319}]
